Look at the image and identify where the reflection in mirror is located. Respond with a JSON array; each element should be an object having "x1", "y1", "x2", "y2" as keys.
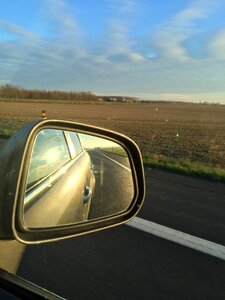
[{"x1": 23, "y1": 129, "x2": 134, "y2": 228}]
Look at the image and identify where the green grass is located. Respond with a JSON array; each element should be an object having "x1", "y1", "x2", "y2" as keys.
[
  {"x1": 143, "y1": 155, "x2": 225, "y2": 182},
  {"x1": 0, "y1": 119, "x2": 25, "y2": 138},
  {"x1": 0, "y1": 128, "x2": 15, "y2": 138}
]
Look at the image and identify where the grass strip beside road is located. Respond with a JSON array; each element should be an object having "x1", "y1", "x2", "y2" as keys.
[
  {"x1": 0, "y1": 120, "x2": 26, "y2": 138},
  {"x1": 143, "y1": 156, "x2": 225, "y2": 182}
]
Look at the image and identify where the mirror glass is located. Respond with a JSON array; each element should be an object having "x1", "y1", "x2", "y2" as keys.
[{"x1": 23, "y1": 128, "x2": 134, "y2": 228}]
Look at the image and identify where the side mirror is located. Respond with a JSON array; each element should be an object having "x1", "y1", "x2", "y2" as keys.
[{"x1": 0, "y1": 120, "x2": 145, "y2": 244}]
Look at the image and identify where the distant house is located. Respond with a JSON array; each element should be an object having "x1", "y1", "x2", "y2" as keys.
[
  {"x1": 109, "y1": 97, "x2": 117, "y2": 102},
  {"x1": 100, "y1": 96, "x2": 137, "y2": 103}
]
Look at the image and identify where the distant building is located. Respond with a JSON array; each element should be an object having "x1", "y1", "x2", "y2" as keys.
[{"x1": 100, "y1": 96, "x2": 137, "y2": 103}]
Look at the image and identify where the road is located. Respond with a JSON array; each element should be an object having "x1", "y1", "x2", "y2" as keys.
[
  {"x1": 17, "y1": 167, "x2": 225, "y2": 299},
  {"x1": 88, "y1": 149, "x2": 133, "y2": 219},
  {"x1": 141, "y1": 168, "x2": 225, "y2": 246},
  {"x1": 2, "y1": 136, "x2": 225, "y2": 298}
]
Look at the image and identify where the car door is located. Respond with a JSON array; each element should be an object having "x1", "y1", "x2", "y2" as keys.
[{"x1": 24, "y1": 129, "x2": 95, "y2": 228}]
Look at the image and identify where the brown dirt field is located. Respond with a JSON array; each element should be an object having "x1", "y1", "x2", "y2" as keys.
[{"x1": 1, "y1": 101, "x2": 225, "y2": 167}]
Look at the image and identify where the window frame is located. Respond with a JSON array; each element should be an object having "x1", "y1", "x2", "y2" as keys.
[{"x1": 64, "y1": 131, "x2": 84, "y2": 159}]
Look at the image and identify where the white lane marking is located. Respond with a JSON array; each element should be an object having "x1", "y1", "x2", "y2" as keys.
[
  {"x1": 97, "y1": 151, "x2": 131, "y2": 172},
  {"x1": 100, "y1": 159, "x2": 104, "y2": 186},
  {"x1": 127, "y1": 217, "x2": 225, "y2": 261}
]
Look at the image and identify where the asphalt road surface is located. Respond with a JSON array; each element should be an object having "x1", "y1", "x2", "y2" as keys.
[
  {"x1": 141, "y1": 168, "x2": 225, "y2": 246},
  {"x1": 2, "y1": 136, "x2": 225, "y2": 298},
  {"x1": 18, "y1": 168, "x2": 225, "y2": 299},
  {"x1": 88, "y1": 149, "x2": 133, "y2": 219}
]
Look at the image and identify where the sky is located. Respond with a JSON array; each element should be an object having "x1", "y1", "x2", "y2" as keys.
[{"x1": 1, "y1": 0, "x2": 225, "y2": 103}]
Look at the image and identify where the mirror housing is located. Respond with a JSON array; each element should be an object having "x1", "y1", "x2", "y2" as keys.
[{"x1": 0, "y1": 119, "x2": 145, "y2": 244}]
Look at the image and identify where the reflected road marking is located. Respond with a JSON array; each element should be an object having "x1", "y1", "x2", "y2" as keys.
[{"x1": 97, "y1": 151, "x2": 131, "y2": 172}]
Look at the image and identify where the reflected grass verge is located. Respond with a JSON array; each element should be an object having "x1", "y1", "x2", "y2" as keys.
[
  {"x1": 102, "y1": 147, "x2": 127, "y2": 157},
  {"x1": 143, "y1": 155, "x2": 225, "y2": 182}
]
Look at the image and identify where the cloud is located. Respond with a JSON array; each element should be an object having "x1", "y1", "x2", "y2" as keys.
[
  {"x1": 209, "y1": 29, "x2": 225, "y2": 60},
  {"x1": 0, "y1": 0, "x2": 224, "y2": 103},
  {"x1": 174, "y1": 0, "x2": 214, "y2": 24},
  {"x1": 0, "y1": 20, "x2": 71, "y2": 84},
  {"x1": 102, "y1": 20, "x2": 147, "y2": 63},
  {"x1": 128, "y1": 52, "x2": 146, "y2": 63},
  {"x1": 0, "y1": 19, "x2": 34, "y2": 38},
  {"x1": 0, "y1": 0, "x2": 90, "y2": 85},
  {"x1": 99, "y1": 0, "x2": 147, "y2": 64},
  {"x1": 109, "y1": 0, "x2": 139, "y2": 15},
  {"x1": 44, "y1": 0, "x2": 80, "y2": 37},
  {"x1": 0, "y1": 0, "x2": 147, "y2": 88},
  {"x1": 105, "y1": 21, "x2": 130, "y2": 55},
  {"x1": 152, "y1": 0, "x2": 219, "y2": 61}
]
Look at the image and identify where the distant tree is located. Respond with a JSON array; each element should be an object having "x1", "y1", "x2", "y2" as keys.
[{"x1": 0, "y1": 84, "x2": 98, "y2": 102}]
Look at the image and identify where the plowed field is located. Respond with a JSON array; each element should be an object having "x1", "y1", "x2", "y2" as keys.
[{"x1": 1, "y1": 101, "x2": 225, "y2": 168}]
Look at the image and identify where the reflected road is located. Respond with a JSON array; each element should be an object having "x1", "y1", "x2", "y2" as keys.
[{"x1": 88, "y1": 149, "x2": 134, "y2": 219}]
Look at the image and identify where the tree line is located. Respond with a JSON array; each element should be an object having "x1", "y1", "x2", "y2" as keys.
[{"x1": 0, "y1": 84, "x2": 98, "y2": 102}]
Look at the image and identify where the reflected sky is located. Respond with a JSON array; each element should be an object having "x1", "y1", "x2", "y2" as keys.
[{"x1": 78, "y1": 133, "x2": 121, "y2": 150}]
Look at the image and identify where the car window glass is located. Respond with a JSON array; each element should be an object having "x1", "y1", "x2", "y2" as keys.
[
  {"x1": 26, "y1": 129, "x2": 71, "y2": 190},
  {"x1": 67, "y1": 131, "x2": 83, "y2": 158}
]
